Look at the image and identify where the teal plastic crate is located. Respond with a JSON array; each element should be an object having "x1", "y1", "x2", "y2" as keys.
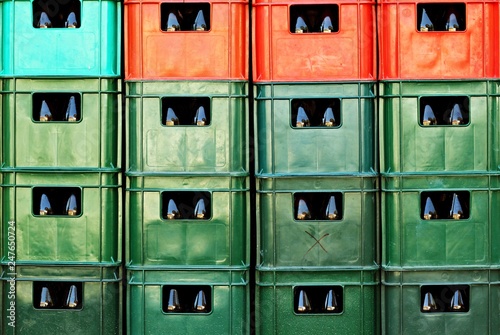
[
  {"x1": 126, "y1": 80, "x2": 248, "y2": 173},
  {"x1": 126, "y1": 172, "x2": 249, "y2": 267},
  {"x1": 380, "y1": 80, "x2": 500, "y2": 174},
  {"x1": 1, "y1": 170, "x2": 121, "y2": 265},
  {"x1": 254, "y1": 82, "x2": 377, "y2": 174},
  {"x1": 256, "y1": 173, "x2": 379, "y2": 268},
  {"x1": 1, "y1": 264, "x2": 122, "y2": 335},
  {"x1": 382, "y1": 269, "x2": 500, "y2": 335},
  {"x1": 0, "y1": 0, "x2": 121, "y2": 77},
  {"x1": 256, "y1": 267, "x2": 380, "y2": 335},
  {"x1": 382, "y1": 173, "x2": 500, "y2": 269},
  {"x1": 0, "y1": 78, "x2": 121, "y2": 170},
  {"x1": 127, "y1": 267, "x2": 249, "y2": 335}
]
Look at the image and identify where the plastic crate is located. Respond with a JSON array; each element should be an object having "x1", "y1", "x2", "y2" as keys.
[
  {"x1": 126, "y1": 80, "x2": 248, "y2": 173},
  {"x1": 126, "y1": 172, "x2": 249, "y2": 267},
  {"x1": 382, "y1": 269, "x2": 500, "y2": 335},
  {"x1": 378, "y1": 0, "x2": 499, "y2": 80},
  {"x1": 124, "y1": 0, "x2": 248, "y2": 80},
  {"x1": 256, "y1": 268, "x2": 380, "y2": 335},
  {"x1": 382, "y1": 173, "x2": 500, "y2": 269},
  {"x1": 380, "y1": 80, "x2": 500, "y2": 174},
  {"x1": 252, "y1": 0, "x2": 376, "y2": 82},
  {"x1": 254, "y1": 82, "x2": 377, "y2": 175},
  {"x1": 1, "y1": 170, "x2": 121, "y2": 265},
  {"x1": 0, "y1": 0, "x2": 120, "y2": 77},
  {"x1": 0, "y1": 78, "x2": 121, "y2": 170},
  {"x1": 256, "y1": 173, "x2": 378, "y2": 268},
  {"x1": 1, "y1": 265, "x2": 122, "y2": 335},
  {"x1": 127, "y1": 267, "x2": 249, "y2": 335}
]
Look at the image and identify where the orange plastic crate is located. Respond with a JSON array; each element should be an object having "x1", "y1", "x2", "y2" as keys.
[
  {"x1": 378, "y1": 0, "x2": 500, "y2": 80},
  {"x1": 252, "y1": 0, "x2": 376, "y2": 82},
  {"x1": 124, "y1": 0, "x2": 248, "y2": 80}
]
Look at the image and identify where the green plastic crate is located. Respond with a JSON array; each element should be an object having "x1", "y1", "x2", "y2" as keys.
[
  {"x1": 256, "y1": 267, "x2": 380, "y2": 335},
  {"x1": 254, "y1": 82, "x2": 377, "y2": 174},
  {"x1": 1, "y1": 264, "x2": 122, "y2": 335},
  {"x1": 0, "y1": 78, "x2": 121, "y2": 169},
  {"x1": 256, "y1": 173, "x2": 379, "y2": 268},
  {"x1": 380, "y1": 80, "x2": 500, "y2": 174},
  {"x1": 382, "y1": 269, "x2": 500, "y2": 335},
  {"x1": 126, "y1": 172, "x2": 249, "y2": 267},
  {"x1": 1, "y1": 170, "x2": 121, "y2": 265},
  {"x1": 0, "y1": 0, "x2": 121, "y2": 77},
  {"x1": 126, "y1": 80, "x2": 248, "y2": 173},
  {"x1": 382, "y1": 173, "x2": 500, "y2": 269},
  {"x1": 127, "y1": 267, "x2": 249, "y2": 335}
]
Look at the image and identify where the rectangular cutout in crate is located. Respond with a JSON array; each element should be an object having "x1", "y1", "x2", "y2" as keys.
[
  {"x1": 162, "y1": 97, "x2": 210, "y2": 126},
  {"x1": 33, "y1": 0, "x2": 81, "y2": 28},
  {"x1": 33, "y1": 187, "x2": 82, "y2": 217},
  {"x1": 420, "y1": 285, "x2": 469, "y2": 313},
  {"x1": 419, "y1": 96, "x2": 469, "y2": 126},
  {"x1": 34, "y1": 281, "x2": 83, "y2": 310},
  {"x1": 294, "y1": 192, "x2": 343, "y2": 221},
  {"x1": 160, "y1": 3, "x2": 210, "y2": 31},
  {"x1": 290, "y1": 5, "x2": 339, "y2": 33},
  {"x1": 291, "y1": 98, "x2": 341, "y2": 128},
  {"x1": 162, "y1": 285, "x2": 212, "y2": 313},
  {"x1": 293, "y1": 286, "x2": 343, "y2": 314},
  {"x1": 161, "y1": 191, "x2": 211, "y2": 220},
  {"x1": 33, "y1": 93, "x2": 81, "y2": 122},
  {"x1": 417, "y1": 3, "x2": 466, "y2": 32},
  {"x1": 421, "y1": 191, "x2": 470, "y2": 220}
]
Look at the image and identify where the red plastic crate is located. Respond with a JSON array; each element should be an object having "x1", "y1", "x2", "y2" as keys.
[
  {"x1": 252, "y1": 0, "x2": 376, "y2": 82},
  {"x1": 378, "y1": 0, "x2": 500, "y2": 80},
  {"x1": 124, "y1": 0, "x2": 248, "y2": 80}
]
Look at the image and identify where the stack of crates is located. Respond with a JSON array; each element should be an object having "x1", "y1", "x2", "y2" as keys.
[
  {"x1": 252, "y1": 0, "x2": 380, "y2": 333},
  {"x1": 123, "y1": 0, "x2": 251, "y2": 333},
  {"x1": 379, "y1": 0, "x2": 500, "y2": 333},
  {"x1": 0, "y1": 0, "x2": 122, "y2": 333}
]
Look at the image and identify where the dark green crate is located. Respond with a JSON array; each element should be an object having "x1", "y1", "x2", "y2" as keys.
[
  {"x1": 382, "y1": 269, "x2": 500, "y2": 335},
  {"x1": 1, "y1": 170, "x2": 121, "y2": 265},
  {"x1": 0, "y1": 78, "x2": 121, "y2": 169},
  {"x1": 1, "y1": 265, "x2": 122, "y2": 335},
  {"x1": 127, "y1": 267, "x2": 249, "y2": 335},
  {"x1": 256, "y1": 267, "x2": 380, "y2": 335},
  {"x1": 256, "y1": 173, "x2": 379, "y2": 268},
  {"x1": 126, "y1": 172, "x2": 249, "y2": 267},
  {"x1": 126, "y1": 80, "x2": 248, "y2": 173},
  {"x1": 380, "y1": 80, "x2": 500, "y2": 174},
  {"x1": 254, "y1": 82, "x2": 377, "y2": 174},
  {"x1": 0, "y1": 0, "x2": 121, "y2": 77},
  {"x1": 382, "y1": 173, "x2": 500, "y2": 269}
]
